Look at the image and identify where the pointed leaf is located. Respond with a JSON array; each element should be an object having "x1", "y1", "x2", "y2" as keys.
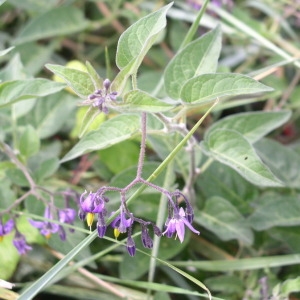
[
  {"x1": 61, "y1": 114, "x2": 141, "y2": 163},
  {"x1": 206, "y1": 110, "x2": 291, "y2": 143},
  {"x1": 201, "y1": 129, "x2": 282, "y2": 187},
  {"x1": 0, "y1": 79, "x2": 66, "y2": 108},
  {"x1": 14, "y1": 6, "x2": 89, "y2": 45},
  {"x1": 0, "y1": 47, "x2": 14, "y2": 57},
  {"x1": 180, "y1": 73, "x2": 273, "y2": 104},
  {"x1": 164, "y1": 25, "x2": 222, "y2": 99},
  {"x1": 195, "y1": 196, "x2": 253, "y2": 245},
  {"x1": 255, "y1": 138, "x2": 300, "y2": 188},
  {"x1": 85, "y1": 61, "x2": 103, "y2": 90},
  {"x1": 45, "y1": 64, "x2": 94, "y2": 98},
  {"x1": 116, "y1": 3, "x2": 172, "y2": 69},
  {"x1": 248, "y1": 194, "x2": 300, "y2": 230},
  {"x1": 120, "y1": 89, "x2": 175, "y2": 112},
  {"x1": 79, "y1": 106, "x2": 101, "y2": 138}
]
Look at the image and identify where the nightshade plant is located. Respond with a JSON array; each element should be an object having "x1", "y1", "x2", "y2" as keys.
[{"x1": 1, "y1": 0, "x2": 300, "y2": 299}]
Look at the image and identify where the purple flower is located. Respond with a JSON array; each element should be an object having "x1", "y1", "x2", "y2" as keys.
[
  {"x1": 13, "y1": 231, "x2": 32, "y2": 255},
  {"x1": 59, "y1": 208, "x2": 76, "y2": 233},
  {"x1": 29, "y1": 206, "x2": 59, "y2": 239},
  {"x1": 111, "y1": 211, "x2": 133, "y2": 234},
  {"x1": 80, "y1": 191, "x2": 105, "y2": 214},
  {"x1": 163, "y1": 207, "x2": 200, "y2": 243},
  {"x1": 79, "y1": 191, "x2": 106, "y2": 228},
  {"x1": 0, "y1": 218, "x2": 14, "y2": 241}
]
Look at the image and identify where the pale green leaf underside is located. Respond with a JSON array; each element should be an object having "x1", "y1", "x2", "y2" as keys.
[
  {"x1": 121, "y1": 89, "x2": 175, "y2": 112},
  {"x1": 116, "y1": 3, "x2": 172, "y2": 69},
  {"x1": 0, "y1": 79, "x2": 66, "y2": 108},
  {"x1": 206, "y1": 110, "x2": 291, "y2": 143},
  {"x1": 196, "y1": 196, "x2": 253, "y2": 245},
  {"x1": 201, "y1": 129, "x2": 282, "y2": 187},
  {"x1": 46, "y1": 64, "x2": 94, "y2": 98},
  {"x1": 255, "y1": 138, "x2": 300, "y2": 188},
  {"x1": 180, "y1": 73, "x2": 273, "y2": 104},
  {"x1": 14, "y1": 6, "x2": 89, "y2": 45},
  {"x1": 248, "y1": 195, "x2": 300, "y2": 230},
  {"x1": 0, "y1": 47, "x2": 14, "y2": 57},
  {"x1": 61, "y1": 114, "x2": 142, "y2": 163},
  {"x1": 164, "y1": 25, "x2": 222, "y2": 99}
]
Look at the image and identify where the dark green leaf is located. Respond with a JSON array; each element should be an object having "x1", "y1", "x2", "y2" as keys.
[
  {"x1": 248, "y1": 194, "x2": 300, "y2": 230},
  {"x1": 255, "y1": 138, "x2": 300, "y2": 188},
  {"x1": 195, "y1": 196, "x2": 253, "y2": 245}
]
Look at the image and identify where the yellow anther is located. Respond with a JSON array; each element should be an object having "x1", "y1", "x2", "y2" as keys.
[
  {"x1": 114, "y1": 228, "x2": 120, "y2": 239},
  {"x1": 86, "y1": 212, "x2": 94, "y2": 229}
]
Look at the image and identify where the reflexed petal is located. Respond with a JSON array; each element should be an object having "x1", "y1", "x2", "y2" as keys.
[
  {"x1": 175, "y1": 220, "x2": 185, "y2": 243},
  {"x1": 29, "y1": 219, "x2": 44, "y2": 229},
  {"x1": 182, "y1": 218, "x2": 200, "y2": 235}
]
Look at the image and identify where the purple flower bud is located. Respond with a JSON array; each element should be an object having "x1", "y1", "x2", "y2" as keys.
[
  {"x1": 103, "y1": 79, "x2": 111, "y2": 90},
  {"x1": 152, "y1": 224, "x2": 162, "y2": 237},
  {"x1": 109, "y1": 92, "x2": 118, "y2": 101},
  {"x1": 78, "y1": 209, "x2": 86, "y2": 221},
  {"x1": 126, "y1": 236, "x2": 136, "y2": 257},
  {"x1": 58, "y1": 226, "x2": 66, "y2": 241},
  {"x1": 13, "y1": 231, "x2": 32, "y2": 255},
  {"x1": 88, "y1": 94, "x2": 97, "y2": 100},
  {"x1": 141, "y1": 227, "x2": 153, "y2": 249},
  {"x1": 97, "y1": 212, "x2": 106, "y2": 238}
]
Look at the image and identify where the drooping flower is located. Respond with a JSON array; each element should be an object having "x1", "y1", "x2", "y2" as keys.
[
  {"x1": 0, "y1": 218, "x2": 14, "y2": 242},
  {"x1": 141, "y1": 226, "x2": 153, "y2": 249},
  {"x1": 79, "y1": 191, "x2": 106, "y2": 228},
  {"x1": 163, "y1": 207, "x2": 200, "y2": 243},
  {"x1": 12, "y1": 231, "x2": 32, "y2": 255},
  {"x1": 29, "y1": 206, "x2": 59, "y2": 239},
  {"x1": 97, "y1": 211, "x2": 107, "y2": 238},
  {"x1": 111, "y1": 210, "x2": 134, "y2": 236},
  {"x1": 59, "y1": 208, "x2": 76, "y2": 233}
]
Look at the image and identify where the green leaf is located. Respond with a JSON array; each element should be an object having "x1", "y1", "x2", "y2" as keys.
[
  {"x1": 14, "y1": 6, "x2": 89, "y2": 45},
  {"x1": 195, "y1": 197, "x2": 253, "y2": 245},
  {"x1": 78, "y1": 106, "x2": 101, "y2": 138},
  {"x1": 32, "y1": 91, "x2": 76, "y2": 139},
  {"x1": 201, "y1": 129, "x2": 282, "y2": 187},
  {"x1": 196, "y1": 161, "x2": 258, "y2": 213},
  {"x1": 0, "y1": 47, "x2": 14, "y2": 57},
  {"x1": 121, "y1": 89, "x2": 175, "y2": 112},
  {"x1": 45, "y1": 64, "x2": 94, "y2": 98},
  {"x1": 19, "y1": 125, "x2": 40, "y2": 158},
  {"x1": 255, "y1": 138, "x2": 300, "y2": 188},
  {"x1": 280, "y1": 277, "x2": 300, "y2": 296},
  {"x1": 99, "y1": 140, "x2": 140, "y2": 174},
  {"x1": 61, "y1": 114, "x2": 141, "y2": 163},
  {"x1": 34, "y1": 157, "x2": 60, "y2": 182},
  {"x1": 116, "y1": 3, "x2": 172, "y2": 69},
  {"x1": 164, "y1": 25, "x2": 222, "y2": 99},
  {"x1": 180, "y1": 73, "x2": 273, "y2": 104},
  {"x1": 248, "y1": 194, "x2": 300, "y2": 231},
  {"x1": 85, "y1": 61, "x2": 103, "y2": 90},
  {"x1": 0, "y1": 79, "x2": 66, "y2": 108},
  {"x1": 206, "y1": 110, "x2": 291, "y2": 144}
]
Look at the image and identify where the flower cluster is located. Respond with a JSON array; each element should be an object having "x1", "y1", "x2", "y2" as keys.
[
  {"x1": 88, "y1": 79, "x2": 118, "y2": 114},
  {"x1": 0, "y1": 196, "x2": 77, "y2": 255},
  {"x1": 79, "y1": 188, "x2": 199, "y2": 256}
]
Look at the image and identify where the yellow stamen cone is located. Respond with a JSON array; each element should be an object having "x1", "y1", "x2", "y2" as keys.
[
  {"x1": 114, "y1": 228, "x2": 120, "y2": 239},
  {"x1": 86, "y1": 212, "x2": 94, "y2": 229}
]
